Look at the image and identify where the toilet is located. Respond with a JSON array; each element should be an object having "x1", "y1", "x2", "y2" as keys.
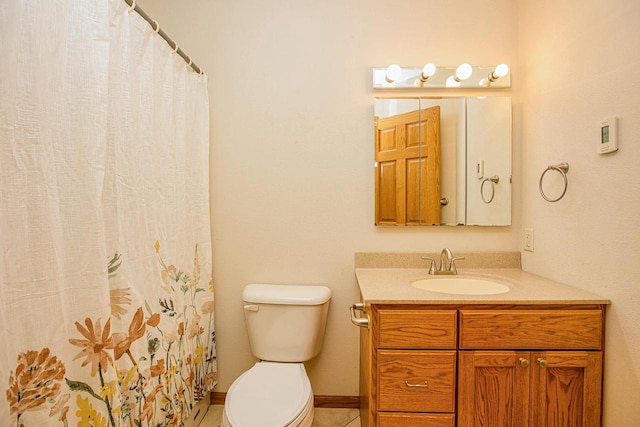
[{"x1": 222, "y1": 283, "x2": 332, "y2": 427}]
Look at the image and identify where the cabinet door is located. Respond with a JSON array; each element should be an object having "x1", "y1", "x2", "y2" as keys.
[
  {"x1": 531, "y1": 351, "x2": 603, "y2": 427},
  {"x1": 458, "y1": 351, "x2": 530, "y2": 427}
]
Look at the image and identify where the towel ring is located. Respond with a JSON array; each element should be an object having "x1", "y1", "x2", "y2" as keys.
[
  {"x1": 481, "y1": 176, "x2": 499, "y2": 204},
  {"x1": 539, "y1": 162, "x2": 569, "y2": 202}
]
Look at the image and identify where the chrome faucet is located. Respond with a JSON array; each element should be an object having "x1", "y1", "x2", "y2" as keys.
[
  {"x1": 421, "y1": 248, "x2": 465, "y2": 275},
  {"x1": 440, "y1": 247, "x2": 453, "y2": 272}
]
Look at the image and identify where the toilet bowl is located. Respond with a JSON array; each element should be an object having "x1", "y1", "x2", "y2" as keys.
[
  {"x1": 222, "y1": 283, "x2": 331, "y2": 427},
  {"x1": 222, "y1": 362, "x2": 314, "y2": 427}
]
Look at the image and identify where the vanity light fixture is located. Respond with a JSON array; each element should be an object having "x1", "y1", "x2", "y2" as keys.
[
  {"x1": 373, "y1": 63, "x2": 511, "y2": 89},
  {"x1": 385, "y1": 64, "x2": 402, "y2": 83}
]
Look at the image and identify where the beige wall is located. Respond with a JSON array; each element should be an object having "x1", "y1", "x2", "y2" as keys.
[
  {"x1": 518, "y1": 0, "x2": 640, "y2": 425},
  {"x1": 137, "y1": 0, "x2": 640, "y2": 424}
]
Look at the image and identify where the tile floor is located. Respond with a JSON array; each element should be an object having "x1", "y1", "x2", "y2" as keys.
[{"x1": 198, "y1": 405, "x2": 361, "y2": 427}]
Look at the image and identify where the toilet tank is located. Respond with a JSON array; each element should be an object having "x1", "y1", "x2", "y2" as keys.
[{"x1": 242, "y1": 284, "x2": 331, "y2": 362}]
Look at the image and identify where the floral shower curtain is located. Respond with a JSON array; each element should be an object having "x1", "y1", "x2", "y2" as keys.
[{"x1": 0, "y1": 1, "x2": 217, "y2": 425}]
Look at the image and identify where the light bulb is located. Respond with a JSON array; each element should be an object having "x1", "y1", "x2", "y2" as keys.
[
  {"x1": 455, "y1": 63, "x2": 473, "y2": 81},
  {"x1": 488, "y1": 63, "x2": 510, "y2": 82},
  {"x1": 385, "y1": 64, "x2": 402, "y2": 83},
  {"x1": 422, "y1": 63, "x2": 436, "y2": 78},
  {"x1": 494, "y1": 63, "x2": 509, "y2": 78},
  {"x1": 446, "y1": 75, "x2": 461, "y2": 87},
  {"x1": 417, "y1": 63, "x2": 436, "y2": 84}
]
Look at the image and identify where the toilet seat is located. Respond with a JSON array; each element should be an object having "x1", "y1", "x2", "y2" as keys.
[{"x1": 224, "y1": 362, "x2": 313, "y2": 427}]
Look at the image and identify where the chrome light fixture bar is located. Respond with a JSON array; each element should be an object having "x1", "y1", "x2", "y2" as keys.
[{"x1": 374, "y1": 63, "x2": 511, "y2": 89}]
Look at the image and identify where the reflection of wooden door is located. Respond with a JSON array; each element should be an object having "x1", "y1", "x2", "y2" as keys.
[{"x1": 374, "y1": 106, "x2": 441, "y2": 225}]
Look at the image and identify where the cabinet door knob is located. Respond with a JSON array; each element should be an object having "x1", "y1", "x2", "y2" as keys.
[
  {"x1": 405, "y1": 380, "x2": 429, "y2": 388},
  {"x1": 536, "y1": 358, "x2": 549, "y2": 368},
  {"x1": 518, "y1": 357, "x2": 530, "y2": 368}
]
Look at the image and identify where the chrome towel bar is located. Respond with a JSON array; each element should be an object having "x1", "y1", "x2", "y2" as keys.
[
  {"x1": 350, "y1": 302, "x2": 370, "y2": 329},
  {"x1": 481, "y1": 175, "x2": 500, "y2": 204}
]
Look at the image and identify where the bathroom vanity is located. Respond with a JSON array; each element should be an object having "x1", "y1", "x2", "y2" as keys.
[{"x1": 353, "y1": 253, "x2": 610, "y2": 427}]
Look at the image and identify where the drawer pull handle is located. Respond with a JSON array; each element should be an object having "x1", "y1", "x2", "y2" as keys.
[
  {"x1": 519, "y1": 357, "x2": 530, "y2": 368},
  {"x1": 405, "y1": 380, "x2": 429, "y2": 388},
  {"x1": 537, "y1": 358, "x2": 549, "y2": 368}
]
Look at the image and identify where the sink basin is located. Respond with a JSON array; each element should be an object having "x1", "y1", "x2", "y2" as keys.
[{"x1": 411, "y1": 277, "x2": 510, "y2": 295}]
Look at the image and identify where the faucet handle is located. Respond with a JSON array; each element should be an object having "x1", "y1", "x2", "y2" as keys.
[
  {"x1": 450, "y1": 256, "x2": 465, "y2": 274},
  {"x1": 421, "y1": 257, "x2": 437, "y2": 274}
]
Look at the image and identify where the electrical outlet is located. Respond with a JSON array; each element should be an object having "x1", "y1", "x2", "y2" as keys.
[{"x1": 523, "y1": 228, "x2": 534, "y2": 252}]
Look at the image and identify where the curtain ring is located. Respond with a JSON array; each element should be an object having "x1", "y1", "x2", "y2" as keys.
[
  {"x1": 539, "y1": 162, "x2": 569, "y2": 202},
  {"x1": 172, "y1": 41, "x2": 179, "y2": 53},
  {"x1": 128, "y1": 0, "x2": 136, "y2": 13},
  {"x1": 481, "y1": 176, "x2": 499, "y2": 204},
  {"x1": 152, "y1": 20, "x2": 160, "y2": 34},
  {"x1": 186, "y1": 55, "x2": 192, "y2": 67}
]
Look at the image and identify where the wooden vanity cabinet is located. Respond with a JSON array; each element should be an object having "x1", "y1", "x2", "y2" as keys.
[{"x1": 359, "y1": 304, "x2": 605, "y2": 427}]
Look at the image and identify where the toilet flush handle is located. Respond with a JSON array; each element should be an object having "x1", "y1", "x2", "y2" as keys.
[{"x1": 243, "y1": 304, "x2": 259, "y2": 312}]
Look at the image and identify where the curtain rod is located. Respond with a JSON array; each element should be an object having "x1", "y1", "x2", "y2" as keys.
[{"x1": 123, "y1": 0, "x2": 204, "y2": 75}]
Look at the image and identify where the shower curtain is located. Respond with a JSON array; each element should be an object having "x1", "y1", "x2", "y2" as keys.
[{"x1": 0, "y1": 1, "x2": 217, "y2": 425}]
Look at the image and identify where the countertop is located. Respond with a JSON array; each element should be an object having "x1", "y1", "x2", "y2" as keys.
[{"x1": 355, "y1": 268, "x2": 611, "y2": 305}]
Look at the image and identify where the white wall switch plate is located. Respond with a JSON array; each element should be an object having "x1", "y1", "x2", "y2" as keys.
[
  {"x1": 476, "y1": 160, "x2": 484, "y2": 179},
  {"x1": 524, "y1": 228, "x2": 534, "y2": 252}
]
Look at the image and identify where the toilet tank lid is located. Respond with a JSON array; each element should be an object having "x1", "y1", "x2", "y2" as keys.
[{"x1": 243, "y1": 284, "x2": 331, "y2": 305}]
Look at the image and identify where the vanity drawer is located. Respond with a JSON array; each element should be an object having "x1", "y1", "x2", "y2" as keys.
[
  {"x1": 378, "y1": 350, "x2": 456, "y2": 412},
  {"x1": 378, "y1": 412, "x2": 455, "y2": 427},
  {"x1": 378, "y1": 309, "x2": 457, "y2": 349},
  {"x1": 459, "y1": 309, "x2": 603, "y2": 350}
]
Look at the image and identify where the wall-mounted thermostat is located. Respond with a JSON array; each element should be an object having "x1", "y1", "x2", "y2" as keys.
[{"x1": 598, "y1": 116, "x2": 618, "y2": 154}]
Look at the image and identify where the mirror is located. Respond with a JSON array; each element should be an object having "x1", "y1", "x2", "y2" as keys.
[{"x1": 374, "y1": 96, "x2": 511, "y2": 226}]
